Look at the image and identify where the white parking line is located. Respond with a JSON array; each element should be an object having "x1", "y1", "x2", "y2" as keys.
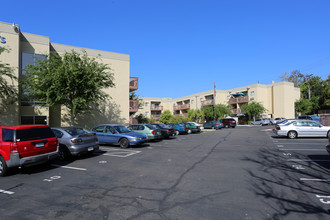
[
  {"x1": 300, "y1": 178, "x2": 330, "y2": 182},
  {"x1": 51, "y1": 164, "x2": 87, "y2": 171},
  {"x1": 288, "y1": 159, "x2": 330, "y2": 162},
  {"x1": 279, "y1": 149, "x2": 326, "y2": 151},
  {"x1": 0, "y1": 189, "x2": 14, "y2": 195},
  {"x1": 100, "y1": 148, "x2": 141, "y2": 158}
]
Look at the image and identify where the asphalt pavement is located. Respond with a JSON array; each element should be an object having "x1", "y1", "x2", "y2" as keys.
[{"x1": 0, "y1": 126, "x2": 329, "y2": 219}]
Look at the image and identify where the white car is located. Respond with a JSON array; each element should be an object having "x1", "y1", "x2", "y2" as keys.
[
  {"x1": 250, "y1": 118, "x2": 270, "y2": 126},
  {"x1": 189, "y1": 122, "x2": 204, "y2": 130},
  {"x1": 274, "y1": 120, "x2": 330, "y2": 139}
]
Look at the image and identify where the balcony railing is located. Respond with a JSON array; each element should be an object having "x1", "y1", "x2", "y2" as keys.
[
  {"x1": 151, "y1": 115, "x2": 161, "y2": 120},
  {"x1": 228, "y1": 96, "x2": 249, "y2": 104},
  {"x1": 173, "y1": 113, "x2": 188, "y2": 118},
  {"x1": 201, "y1": 99, "x2": 214, "y2": 107},
  {"x1": 173, "y1": 104, "x2": 190, "y2": 111},
  {"x1": 151, "y1": 105, "x2": 163, "y2": 111},
  {"x1": 129, "y1": 100, "x2": 139, "y2": 112},
  {"x1": 129, "y1": 77, "x2": 138, "y2": 91},
  {"x1": 230, "y1": 109, "x2": 242, "y2": 114}
]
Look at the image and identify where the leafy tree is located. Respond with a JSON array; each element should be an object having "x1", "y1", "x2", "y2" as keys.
[
  {"x1": 187, "y1": 109, "x2": 197, "y2": 121},
  {"x1": 159, "y1": 110, "x2": 173, "y2": 124},
  {"x1": 0, "y1": 47, "x2": 17, "y2": 102},
  {"x1": 130, "y1": 91, "x2": 143, "y2": 109},
  {"x1": 240, "y1": 101, "x2": 266, "y2": 121},
  {"x1": 295, "y1": 99, "x2": 314, "y2": 115},
  {"x1": 170, "y1": 116, "x2": 189, "y2": 123},
  {"x1": 280, "y1": 70, "x2": 305, "y2": 87},
  {"x1": 135, "y1": 113, "x2": 149, "y2": 124},
  {"x1": 22, "y1": 51, "x2": 114, "y2": 126},
  {"x1": 202, "y1": 104, "x2": 230, "y2": 121}
]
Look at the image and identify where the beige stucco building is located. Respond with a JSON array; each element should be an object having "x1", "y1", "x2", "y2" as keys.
[
  {"x1": 0, "y1": 21, "x2": 138, "y2": 128},
  {"x1": 138, "y1": 81, "x2": 300, "y2": 121}
]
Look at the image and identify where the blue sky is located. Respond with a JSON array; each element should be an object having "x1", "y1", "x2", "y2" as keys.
[{"x1": 2, "y1": 0, "x2": 330, "y2": 98}]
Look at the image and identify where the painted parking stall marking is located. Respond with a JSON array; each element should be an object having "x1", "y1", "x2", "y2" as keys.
[
  {"x1": 100, "y1": 148, "x2": 141, "y2": 158},
  {"x1": 0, "y1": 189, "x2": 14, "y2": 195},
  {"x1": 51, "y1": 164, "x2": 87, "y2": 171},
  {"x1": 300, "y1": 178, "x2": 330, "y2": 182}
]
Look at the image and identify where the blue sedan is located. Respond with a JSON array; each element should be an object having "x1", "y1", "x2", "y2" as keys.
[{"x1": 90, "y1": 124, "x2": 147, "y2": 148}]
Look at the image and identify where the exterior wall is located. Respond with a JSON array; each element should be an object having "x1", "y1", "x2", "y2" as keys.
[
  {"x1": 0, "y1": 21, "x2": 131, "y2": 128},
  {"x1": 140, "y1": 81, "x2": 300, "y2": 120},
  {"x1": 0, "y1": 22, "x2": 20, "y2": 125}
]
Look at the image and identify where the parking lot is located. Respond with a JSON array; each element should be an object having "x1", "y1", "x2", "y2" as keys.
[{"x1": 0, "y1": 126, "x2": 329, "y2": 219}]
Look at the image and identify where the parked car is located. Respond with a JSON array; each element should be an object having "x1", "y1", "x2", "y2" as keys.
[
  {"x1": 90, "y1": 124, "x2": 147, "y2": 148},
  {"x1": 326, "y1": 135, "x2": 330, "y2": 155},
  {"x1": 189, "y1": 122, "x2": 204, "y2": 130},
  {"x1": 0, "y1": 125, "x2": 59, "y2": 176},
  {"x1": 151, "y1": 123, "x2": 176, "y2": 138},
  {"x1": 274, "y1": 120, "x2": 330, "y2": 139},
  {"x1": 203, "y1": 121, "x2": 223, "y2": 130},
  {"x1": 220, "y1": 118, "x2": 237, "y2": 128},
  {"x1": 181, "y1": 122, "x2": 201, "y2": 134},
  {"x1": 250, "y1": 118, "x2": 270, "y2": 126},
  {"x1": 167, "y1": 123, "x2": 188, "y2": 135},
  {"x1": 52, "y1": 127, "x2": 99, "y2": 160},
  {"x1": 127, "y1": 124, "x2": 162, "y2": 141},
  {"x1": 274, "y1": 117, "x2": 286, "y2": 124},
  {"x1": 297, "y1": 115, "x2": 321, "y2": 123}
]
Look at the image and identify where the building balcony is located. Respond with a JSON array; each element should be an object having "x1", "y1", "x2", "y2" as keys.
[
  {"x1": 173, "y1": 113, "x2": 188, "y2": 118},
  {"x1": 201, "y1": 99, "x2": 214, "y2": 107},
  {"x1": 129, "y1": 77, "x2": 138, "y2": 92},
  {"x1": 173, "y1": 104, "x2": 190, "y2": 111},
  {"x1": 228, "y1": 96, "x2": 249, "y2": 104},
  {"x1": 151, "y1": 105, "x2": 163, "y2": 111},
  {"x1": 129, "y1": 100, "x2": 139, "y2": 112},
  {"x1": 230, "y1": 108, "x2": 242, "y2": 115},
  {"x1": 151, "y1": 114, "x2": 161, "y2": 120}
]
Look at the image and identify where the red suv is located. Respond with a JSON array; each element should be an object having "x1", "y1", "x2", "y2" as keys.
[
  {"x1": 0, "y1": 125, "x2": 59, "y2": 176},
  {"x1": 220, "y1": 118, "x2": 237, "y2": 128}
]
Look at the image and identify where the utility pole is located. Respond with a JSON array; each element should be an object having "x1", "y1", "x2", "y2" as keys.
[
  {"x1": 306, "y1": 74, "x2": 313, "y2": 99},
  {"x1": 213, "y1": 82, "x2": 216, "y2": 121}
]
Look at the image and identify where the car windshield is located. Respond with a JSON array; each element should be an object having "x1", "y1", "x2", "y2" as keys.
[
  {"x1": 158, "y1": 124, "x2": 170, "y2": 128},
  {"x1": 310, "y1": 115, "x2": 321, "y2": 120},
  {"x1": 114, "y1": 125, "x2": 131, "y2": 133},
  {"x1": 65, "y1": 128, "x2": 89, "y2": 136}
]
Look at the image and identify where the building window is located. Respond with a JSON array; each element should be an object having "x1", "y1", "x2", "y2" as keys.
[
  {"x1": 145, "y1": 102, "x2": 149, "y2": 107},
  {"x1": 21, "y1": 52, "x2": 46, "y2": 75},
  {"x1": 191, "y1": 100, "x2": 194, "y2": 105},
  {"x1": 145, "y1": 112, "x2": 149, "y2": 117},
  {"x1": 250, "y1": 91, "x2": 255, "y2": 96},
  {"x1": 21, "y1": 116, "x2": 47, "y2": 125},
  {"x1": 227, "y1": 95, "x2": 230, "y2": 100},
  {"x1": 200, "y1": 98, "x2": 203, "y2": 102}
]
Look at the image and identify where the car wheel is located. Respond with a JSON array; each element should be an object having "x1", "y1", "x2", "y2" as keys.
[
  {"x1": 0, "y1": 156, "x2": 8, "y2": 177},
  {"x1": 188, "y1": 129, "x2": 192, "y2": 134},
  {"x1": 327, "y1": 131, "x2": 330, "y2": 139},
  {"x1": 58, "y1": 145, "x2": 72, "y2": 161},
  {"x1": 287, "y1": 131, "x2": 297, "y2": 139},
  {"x1": 176, "y1": 131, "x2": 179, "y2": 136},
  {"x1": 119, "y1": 138, "x2": 129, "y2": 148}
]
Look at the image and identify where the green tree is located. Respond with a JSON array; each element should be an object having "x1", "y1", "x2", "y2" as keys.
[
  {"x1": 295, "y1": 99, "x2": 314, "y2": 115},
  {"x1": 159, "y1": 110, "x2": 173, "y2": 124},
  {"x1": 202, "y1": 104, "x2": 230, "y2": 121},
  {"x1": 240, "y1": 101, "x2": 266, "y2": 121},
  {"x1": 187, "y1": 109, "x2": 197, "y2": 121},
  {"x1": 0, "y1": 47, "x2": 17, "y2": 102},
  {"x1": 135, "y1": 113, "x2": 149, "y2": 124},
  {"x1": 22, "y1": 51, "x2": 115, "y2": 126}
]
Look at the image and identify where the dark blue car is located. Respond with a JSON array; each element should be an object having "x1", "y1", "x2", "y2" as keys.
[
  {"x1": 203, "y1": 121, "x2": 224, "y2": 130},
  {"x1": 90, "y1": 124, "x2": 147, "y2": 148}
]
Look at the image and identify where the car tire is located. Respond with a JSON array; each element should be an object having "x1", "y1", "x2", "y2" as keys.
[
  {"x1": 188, "y1": 129, "x2": 192, "y2": 134},
  {"x1": 58, "y1": 145, "x2": 72, "y2": 161},
  {"x1": 327, "y1": 131, "x2": 330, "y2": 139},
  {"x1": 288, "y1": 131, "x2": 297, "y2": 139},
  {"x1": 119, "y1": 138, "x2": 129, "y2": 148},
  {"x1": 0, "y1": 156, "x2": 8, "y2": 177}
]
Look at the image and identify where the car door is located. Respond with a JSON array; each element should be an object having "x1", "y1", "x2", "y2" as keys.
[
  {"x1": 104, "y1": 126, "x2": 119, "y2": 144},
  {"x1": 308, "y1": 121, "x2": 326, "y2": 137},
  {"x1": 295, "y1": 121, "x2": 309, "y2": 137}
]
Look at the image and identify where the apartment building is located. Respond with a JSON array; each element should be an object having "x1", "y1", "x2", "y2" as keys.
[
  {"x1": 0, "y1": 21, "x2": 138, "y2": 127},
  {"x1": 138, "y1": 81, "x2": 300, "y2": 120}
]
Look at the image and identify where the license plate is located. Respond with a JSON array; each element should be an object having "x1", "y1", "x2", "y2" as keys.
[
  {"x1": 35, "y1": 143, "x2": 44, "y2": 148},
  {"x1": 88, "y1": 147, "x2": 94, "y2": 151}
]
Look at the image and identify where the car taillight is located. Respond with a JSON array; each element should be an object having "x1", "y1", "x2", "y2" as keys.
[
  {"x1": 167, "y1": 130, "x2": 170, "y2": 133},
  {"x1": 71, "y1": 138, "x2": 82, "y2": 143},
  {"x1": 276, "y1": 127, "x2": 281, "y2": 130},
  {"x1": 216, "y1": 124, "x2": 218, "y2": 125},
  {"x1": 152, "y1": 130, "x2": 155, "y2": 134},
  {"x1": 184, "y1": 127, "x2": 186, "y2": 129},
  {"x1": 10, "y1": 143, "x2": 18, "y2": 153}
]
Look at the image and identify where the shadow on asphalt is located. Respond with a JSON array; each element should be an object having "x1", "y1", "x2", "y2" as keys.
[{"x1": 242, "y1": 147, "x2": 330, "y2": 219}]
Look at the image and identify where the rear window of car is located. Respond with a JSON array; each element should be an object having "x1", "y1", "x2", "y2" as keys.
[
  {"x1": 146, "y1": 125, "x2": 157, "y2": 130},
  {"x1": 16, "y1": 127, "x2": 55, "y2": 142},
  {"x1": 65, "y1": 128, "x2": 89, "y2": 136}
]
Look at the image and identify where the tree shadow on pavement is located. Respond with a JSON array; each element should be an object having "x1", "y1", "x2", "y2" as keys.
[{"x1": 242, "y1": 147, "x2": 330, "y2": 219}]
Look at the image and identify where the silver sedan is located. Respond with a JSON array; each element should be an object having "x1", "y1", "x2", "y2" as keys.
[{"x1": 274, "y1": 120, "x2": 330, "y2": 139}]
